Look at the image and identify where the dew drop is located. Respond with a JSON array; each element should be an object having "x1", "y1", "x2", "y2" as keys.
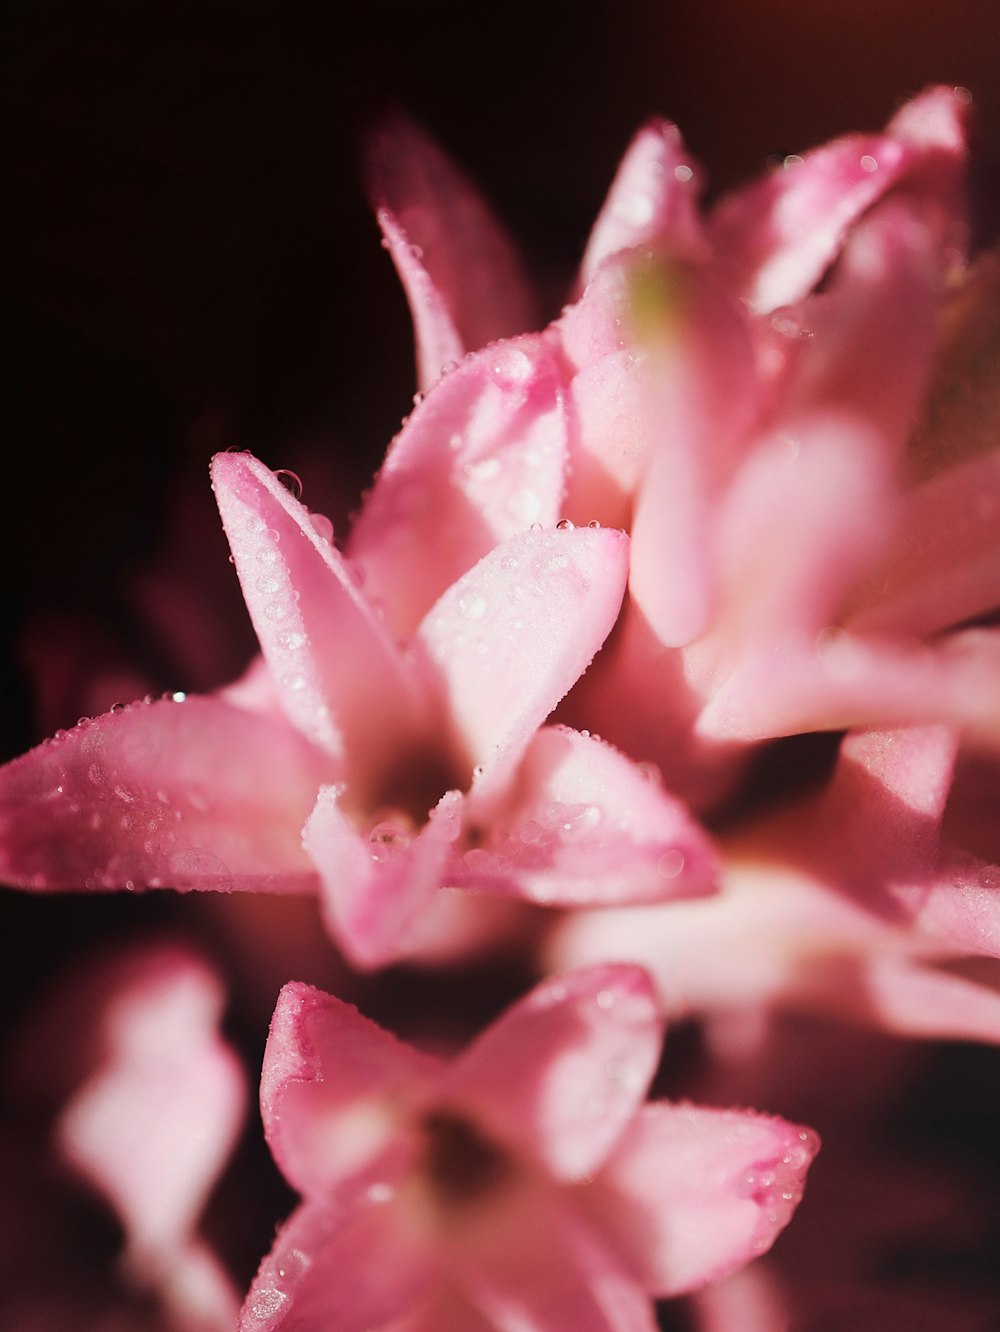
[
  {"x1": 263, "y1": 601, "x2": 288, "y2": 622},
  {"x1": 556, "y1": 518, "x2": 574, "y2": 531},
  {"x1": 859, "y1": 154, "x2": 878, "y2": 173},
  {"x1": 458, "y1": 591, "x2": 488, "y2": 620},
  {"x1": 275, "y1": 469, "x2": 303, "y2": 500},
  {"x1": 673, "y1": 164, "x2": 694, "y2": 183},
  {"x1": 657, "y1": 849, "x2": 686, "y2": 879},
  {"x1": 596, "y1": 989, "x2": 616, "y2": 1010},
  {"x1": 310, "y1": 512, "x2": 335, "y2": 542}
]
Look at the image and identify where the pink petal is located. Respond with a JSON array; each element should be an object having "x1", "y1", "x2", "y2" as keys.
[
  {"x1": 457, "y1": 1182, "x2": 657, "y2": 1332},
  {"x1": 459, "y1": 725, "x2": 718, "y2": 905},
  {"x1": 415, "y1": 525, "x2": 629, "y2": 787},
  {"x1": 910, "y1": 854, "x2": 1000, "y2": 957},
  {"x1": 365, "y1": 114, "x2": 537, "y2": 389},
  {"x1": 579, "y1": 118, "x2": 705, "y2": 286},
  {"x1": 0, "y1": 695, "x2": 326, "y2": 892},
  {"x1": 348, "y1": 336, "x2": 569, "y2": 638},
  {"x1": 442, "y1": 965, "x2": 662, "y2": 1181},
  {"x1": 709, "y1": 85, "x2": 968, "y2": 312},
  {"x1": 303, "y1": 785, "x2": 464, "y2": 970},
  {"x1": 590, "y1": 1103, "x2": 819, "y2": 1297},
  {"x1": 211, "y1": 451, "x2": 420, "y2": 786},
  {"x1": 240, "y1": 1196, "x2": 435, "y2": 1332},
  {"x1": 259, "y1": 981, "x2": 442, "y2": 1198}
]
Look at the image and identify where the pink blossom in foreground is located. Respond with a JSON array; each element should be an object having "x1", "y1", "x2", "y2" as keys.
[
  {"x1": 360, "y1": 87, "x2": 1000, "y2": 808},
  {"x1": 2, "y1": 944, "x2": 244, "y2": 1330},
  {"x1": 549, "y1": 722, "x2": 1000, "y2": 1046},
  {"x1": 0, "y1": 447, "x2": 717, "y2": 969},
  {"x1": 240, "y1": 964, "x2": 818, "y2": 1331}
]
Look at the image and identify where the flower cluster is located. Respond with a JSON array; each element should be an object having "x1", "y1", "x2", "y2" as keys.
[{"x1": 4, "y1": 84, "x2": 1000, "y2": 1328}]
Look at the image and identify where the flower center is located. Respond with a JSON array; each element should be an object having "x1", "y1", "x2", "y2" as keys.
[{"x1": 421, "y1": 1110, "x2": 511, "y2": 1209}]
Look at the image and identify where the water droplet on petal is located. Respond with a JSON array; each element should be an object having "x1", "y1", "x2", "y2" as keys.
[
  {"x1": 275, "y1": 469, "x2": 303, "y2": 500},
  {"x1": 556, "y1": 518, "x2": 574, "y2": 531},
  {"x1": 859, "y1": 154, "x2": 878, "y2": 173},
  {"x1": 596, "y1": 989, "x2": 616, "y2": 1010},
  {"x1": 309, "y1": 512, "x2": 334, "y2": 542},
  {"x1": 657, "y1": 849, "x2": 686, "y2": 879},
  {"x1": 458, "y1": 591, "x2": 488, "y2": 620},
  {"x1": 673, "y1": 163, "x2": 694, "y2": 183}
]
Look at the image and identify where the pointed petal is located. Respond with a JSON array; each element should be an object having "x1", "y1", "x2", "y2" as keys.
[
  {"x1": 458, "y1": 1183, "x2": 657, "y2": 1332},
  {"x1": 260, "y1": 982, "x2": 442, "y2": 1199},
  {"x1": 348, "y1": 336, "x2": 569, "y2": 639},
  {"x1": 304, "y1": 785, "x2": 463, "y2": 970},
  {"x1": 0, "y1": 695, "x2": 326, "y2": 893},
  {"x1": 211, "y1": 452, "x2": 419, "y2": 785},
  {"x1": 590, "y1": 1103, "x2": 818, "y2": 1297},
  {"x1": 240, "y1": 1197, "x2": 435, "y2": 1332},
  {"x1": 910, "y1": 854, "x2": 1000, "y2": 957},
  {"x1": 366, "y1": 114, "x2": 537, "y2": 389},
  {"x1": 709, "y1": 85, "x2": 968, "y2": 311},
  {"x1": 460, "y1": 726, "x2": 718, "y2": 906},
  {"x1": 579, "y1": 118, "x2": 705, "y2": 286},
  {"x1": 442, "y1": 965, "x2": 661, "y2": 1181},
  {"x1": 415, "y1": 525, "x2": 629, "y2": 785}
]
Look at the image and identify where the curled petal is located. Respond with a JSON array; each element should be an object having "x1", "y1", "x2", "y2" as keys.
[
  {"x1": 349, "y1": 336, "x2": 569, "y2": 638},
  {"x1": 460, "y1": 725, "x2": 718, "y2": 906},
  {"x1": 304, "y1": 785, "x2": 464, "y2": 970},
  {"x1": 260, "y1": 982, "x2": 442, "y2": 1198},
  {"x1": 709, "y1": 84, "x2": 968, "y2": 312},
  {"x1": 442, "y1": 965, "x2": 662, "y2": 1181},
  {"x1": 415, "y1": 525, "x2": 629, "y2": 787},
  {"x1": 0, "y1": 696, "x2": 327, "y2": 893},
  {"x1": 366, "y1": 114, "x2": 537, "y2": 389},
  {"x1": 589, "y1": 1104, "x2": 819, "y2": 1297}
]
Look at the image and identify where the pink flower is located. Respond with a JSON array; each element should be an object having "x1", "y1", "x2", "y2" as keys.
[
  {"x1": 240, "y1": 964, "x2": 818, "y2": 1331},
  {"x1": 0, "y1": 448, "x2": 717, "y2": 968}
]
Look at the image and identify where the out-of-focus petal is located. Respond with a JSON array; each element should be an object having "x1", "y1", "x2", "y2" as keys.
[
  {"x1": 0, "y1": 695, "x2": 326, "y2": 892},
  {"x1": 239, "y1": 1196, "x2": 435, "y2": 1332},
  {"x1": 259, "y1": 982, "x2": 442, "y2": 1199},
  {"x1": 415, "y1": 525, "x2": 629, "y2": 788},
  {"x1": 457, "y1": 1181, "x2": 657, "y2": 1332},
  {"x1": 709, "y1": 84, "x2": 968, "y2": 312},
  {"x1": 304, "y1": 785, "x2": 464, "y2": 970},
  {"x1": 348, "y1": 336, "x2": 569, "y2": 638},
  {"x1": 365, "y1": 113, "x2": 537, "y2": 390},
  {"x1": 441, "y1": 965, "x2": 661, "y2": 1181},
  {"x1": 846, "y1": 450, "x2": 1000, "y2": 638},
  {"x1": 589, "y1": 1103, "x2": 819, "y2": 1297},
  {"x1": 212, "y1": 451, "x2": 420, "y2": 788},
  {"x1": 579, "y1": 118, "x2": 705, "y2": 286},
  {"x1": 459, "y1": 725, "x2": 718, "y2": 905}
]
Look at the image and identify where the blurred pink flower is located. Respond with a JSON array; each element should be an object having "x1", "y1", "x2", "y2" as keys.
[
  {"x1": 2, "y1": 944, "x2": 244, "y2": 1331},
  {"x1": 240, "y1": 964, "x2": 817, "y2": 1331},
  {"x1": 361, "y1": 87, "x2": 1000, "y2": 809},
  {"x1": 550, "y1": 721, "x2": 1000, "y2": 1046}
]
